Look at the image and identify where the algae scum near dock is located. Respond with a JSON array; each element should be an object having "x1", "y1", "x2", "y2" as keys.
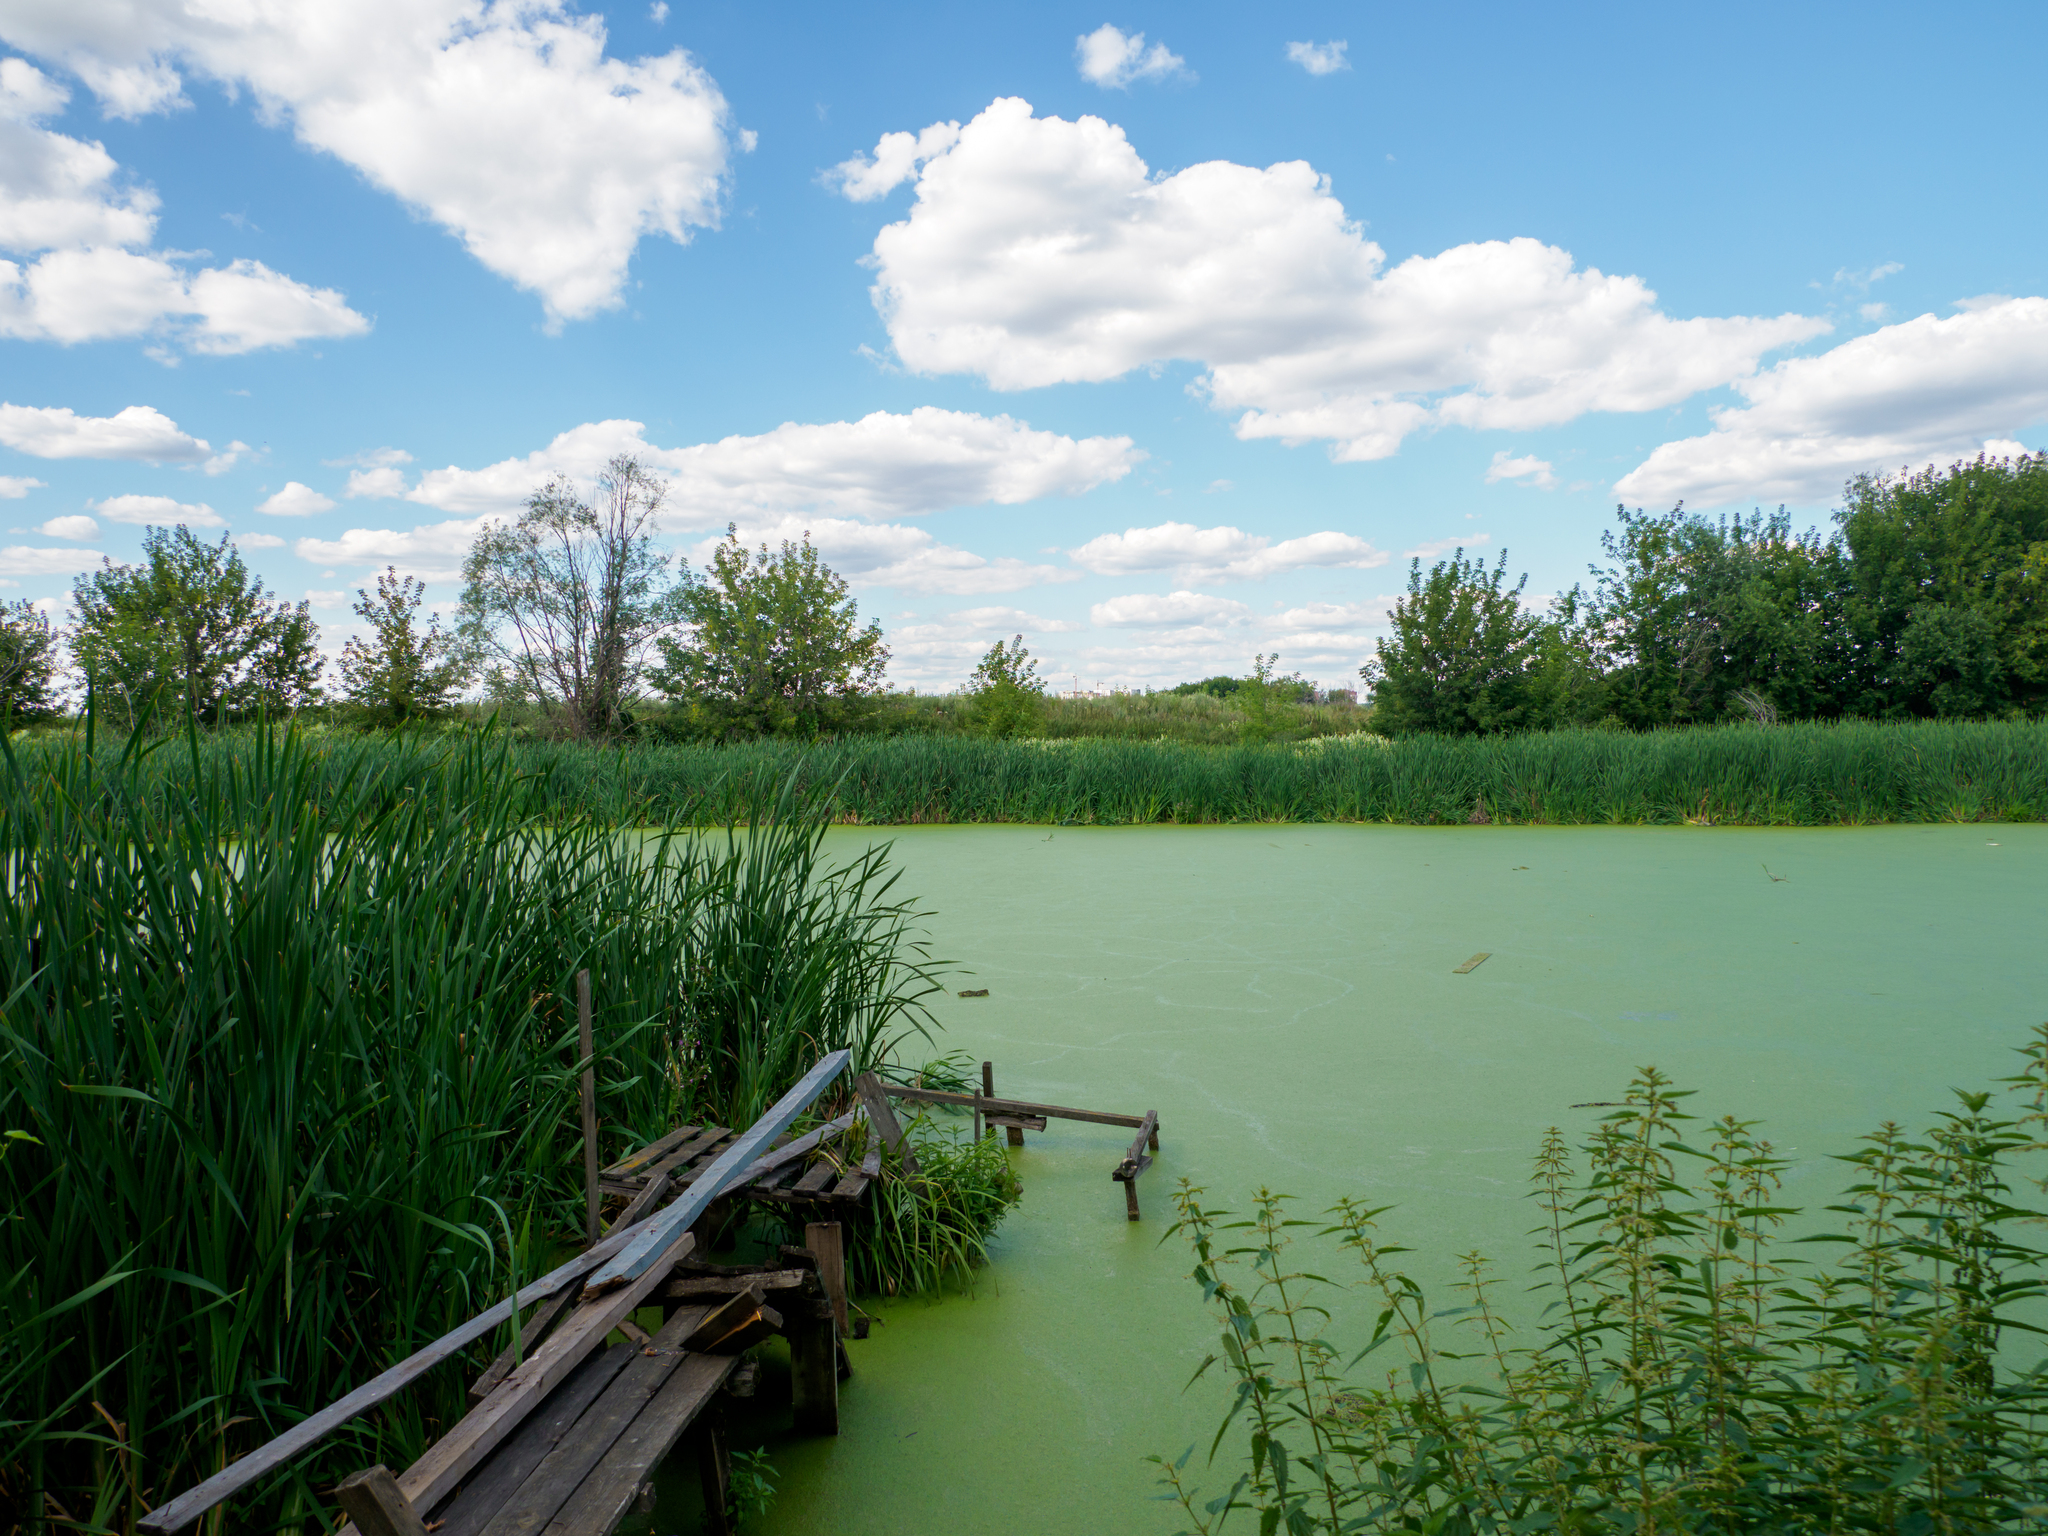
[{"x1": 701, "y1": 823, "x2": 2048, "y2": 1536}]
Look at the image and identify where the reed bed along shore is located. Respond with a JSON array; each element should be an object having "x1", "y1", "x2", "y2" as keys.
[
  {"x1": 95, "y1": 716, "x2": 2045, "y2": 828},
  {"x1": 0, "y1": 728, "x2": 953, "y2": 1533}
]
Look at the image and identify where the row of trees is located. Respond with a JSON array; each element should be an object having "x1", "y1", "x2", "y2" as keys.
[
  {"x1": 1365, "y1": 453, "x2": 2048, "y2": 733},
  {"x1": 0, "y1": 457, "x2": 896, "y2": 739}
]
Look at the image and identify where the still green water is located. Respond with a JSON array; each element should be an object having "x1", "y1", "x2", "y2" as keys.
[{"x1": 645, "y1": 823, "x2": 2048, "y2": 1535}]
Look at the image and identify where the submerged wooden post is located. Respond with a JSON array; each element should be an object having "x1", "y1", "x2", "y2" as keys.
[
  {"x1": 335, "y1": 1466, "x2": 427, "y2": 1536},
  {"x1": 789, "y1": 1298, "x2": 840, "y2": 1435},
  {"x1": 697, "y1": 1413, "x2": 734, "y2": 1536},
  {"x1": 578, "y1": 969, "x2": 599, "y2": 1245},
  {"x1": 981, "y1": 1061, "x2": 1023, "y2": 1147},
  {"x1": 975, "y1": 1059, "x2": 991, "y2": 1142}
]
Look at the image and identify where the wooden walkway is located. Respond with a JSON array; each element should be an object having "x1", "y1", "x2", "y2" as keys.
[{"x1": 137, "y1": 1053, "x2": 1158, "y2": 1536}]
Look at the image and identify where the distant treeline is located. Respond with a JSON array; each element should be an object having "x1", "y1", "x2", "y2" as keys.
[
  {"x1": 83, "y1": 716, "x2": 2048, "y2": 827},
  {"x1": 1368, "y1": 454, "x2": 2048, "y2": 735}
]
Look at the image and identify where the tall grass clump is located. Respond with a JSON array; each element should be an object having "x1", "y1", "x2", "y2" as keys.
[
  {"x1": 0, "y1": 725, "x2": 942, "y2": 1533},
  {"x1": 1153, "y1": 1027, "x2": 2048, "y2": 1534}
]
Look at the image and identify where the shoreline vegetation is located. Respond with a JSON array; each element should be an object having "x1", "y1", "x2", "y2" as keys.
[
  {"x1": 0, "y1": 729, "x2": 1013, "y2": 1533},
  {"x1": 34, "y1": 716, "x2": 2047, "y2": 829}
]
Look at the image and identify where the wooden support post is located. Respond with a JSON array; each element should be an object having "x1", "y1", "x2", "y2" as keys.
[
  {"x1": 805, "y1": 1221, "x2": 849, "y2": 1338},
  {"x1": 789, "y1": 1301, "x2": 839, "y2": 1436},
  {"x1": 697, "y1": 1412, "x2": 733, "y2": 1536},
  {"x1": 335, "y1": 1466, "x2": 427, "y2": 1536},
  {"x1": 1125, "y1": 1178, "x2": 1142, "y2": 1222},
  {"x1": 975, "y1": 1059, "x2": 991, "y2": 1142},
  {"x1": 578, "y1": 969, "x2": 599, "y2": 1246}
]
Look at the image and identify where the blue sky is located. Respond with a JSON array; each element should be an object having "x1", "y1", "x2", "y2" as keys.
[{"x1": 2, "y1": 1, "x2": 2043, "y2": 691}]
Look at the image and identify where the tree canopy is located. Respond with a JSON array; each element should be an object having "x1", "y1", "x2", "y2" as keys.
[
  {"x1": 965, "y1": 633, "x2": 1045, "y2": 738},
  {"x1": 71, "y1": 527, "x2": 322, "y2": 730},
  {"x1": 338, "y1": 567, "x2": 472, "y2": 727},
  {"x1": 0, "y1": 601, "x2": 62, "y2": 724},
  {"x1": 652, "y1": 527, "x2": 888, "y2": 737}
]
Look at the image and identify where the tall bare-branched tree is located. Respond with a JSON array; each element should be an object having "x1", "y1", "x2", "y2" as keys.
[{"x1": 459, "y1": 456, "x2": 685, "y2": 739}]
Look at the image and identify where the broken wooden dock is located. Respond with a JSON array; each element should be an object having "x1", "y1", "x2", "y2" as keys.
[{"x1": 135, "y1": 1052, "x2": 1159, "y2": 1536}]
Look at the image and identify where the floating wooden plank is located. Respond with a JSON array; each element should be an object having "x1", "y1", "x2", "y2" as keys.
[
  {"x1": 541, "y1": 1352, "x2": 738, "y2": 1536},
  {"x1": 469, "y1": 1287, "x2": 576, "y2": 1405},
  {"x1": 137, "y1": 1210, "x2": 666, "y2": 1534},
  {"x1": 581, "y1": 1050, "x2": 851, "y2": 1300},
  {"x1": 1452, "y1": 952, "x2": 1490, "y2": 974},
  {"x1": 432, "y1": 1343, "x2": 636, "y2": 1536},
  {"x1": 334, "y1": 1466, "x2": 426, "y2": 1536},
  {"x1": 883, "y1": 1085, "x2": 1149, "y2": 1129}
]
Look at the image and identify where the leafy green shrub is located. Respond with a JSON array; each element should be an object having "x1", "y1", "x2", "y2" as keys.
[{"x1": 1154, "y1": 1030, "x2": 2048, "y2": 1534}]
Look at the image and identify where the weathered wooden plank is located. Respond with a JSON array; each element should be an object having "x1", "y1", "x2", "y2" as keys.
[
  {"x1": 469, "y1": 1287, "x2": 576, "y2": 1405},
  {"x1": 663, "y1": 1270, "x2": 813, "y2": 1301},
  {"x1": 680, "y1": 1288, "x2": 764, "y2": 1352},
  {"x1": 883, "y1": 1084, "x2": 1148, "y2": 1129},
  {"x1": 1452, "y1": 952, "x2": 1490, "y2": 974},
  {"x1": 697, "y1": 1306, "x2": 779, "y2": 1355},
  {"x1": 372, "y1": 1231, "x2": 695, "y2": 1522},
  {"x1": 582, "y1": 1051, "x2": 852, "y2": 1300},
  {"x1": 791, "y1": 1159, "x2": 839, "y2": 1196},
  {"x1": 854, "y1": 1071, "x2": 922, "y2": 1180},
  {"x1": 987, "y1": 1112, "x2": 1047, "y2": 1133},
  {"x1": 605, "y1": 1170, "x2": 670, "y2": 1236},
  {"x1": 482, "y1": 1304, "x2": 712, "y2": 1536},
  {"x1": 647, "y1": 1124, "x2": 733, "y2": 1186},
  {"x1": 541, "y1": 1352, "x2": 738, "y2": 1536},
  {"x1": 805, "y1": 1222, "x2": 848, "y2": 1338},
  {"x1": 725, "y1": 1109, "x2": 860, "y2": 1188},
  {"x1": 334, "y1": 1466, "x2": 426, "y2": 1536},
  {"x1": 601, "y1": 1122, "x2": 702, "y2": 1180},
  {"x1": 433, "y1": 1343, "x2": 635, "y2": 1536},
  {"x1": 137, "y1": 1215, "x2": 662, "y2": 1534},
  {"x1": 1114, "y1": 1111, "x2": 1160, "y2": 1180}
]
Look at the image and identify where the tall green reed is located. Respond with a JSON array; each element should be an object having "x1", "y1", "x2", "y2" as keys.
[
  {"x1": 85, "y1": 716, "x2": 2039, "y2": 828},
  {"x1": 1153, "y1": 1029, "x2": 2048, "y2": 1534},
  {"x1": 0, "y1": 725, "x2": 942, "y2": 1533}
]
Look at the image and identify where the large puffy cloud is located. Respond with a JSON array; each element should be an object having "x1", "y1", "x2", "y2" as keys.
[
  {"x1": 1074, "y1": 25, "x2": 1188, "y2": 89},
  {"x1": 1617, "y1": 298, "x2": 2048, "y2": 507},
  {"x1": 0, "y1": 402, "x2": 208, "y2": 461},
  {"x1": 1, "y1": 1, "x2": 740, "y2": 325},
  {"x1": 294, "y1": 517, "x2": 486, "y2": 583},
  {"x1": 853, "y1": 98, "x2": 1826, "y2": 460},
  {"x1": 0, "y1": 543, "x2": 101, "y2": 576},
  {"x1": 257, "y1": 481, "x2": 337, "y2": 516},
  {"x1": 0, "y1": 58, "x2": 368, "y2": 351},
  {"x1": 692, "y1": 515, "x2": 1077, "y2": 597},
  {"x1": 1067, "y1": 520, "x2": 1387, "y2": 582},
  {"x1": 1, "y1": 475, "x2": 47, "y2": 497},
  {"x1": 405, "y1": 409, "x2": 1141, "y2": 520}
]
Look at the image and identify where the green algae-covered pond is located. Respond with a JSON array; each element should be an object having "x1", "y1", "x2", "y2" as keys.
[{"x1": 646, "y1": 824, "x2": 2048, "y2": 1535}]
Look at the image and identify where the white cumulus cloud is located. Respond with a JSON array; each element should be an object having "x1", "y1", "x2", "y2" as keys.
[
  {"x1": 257, "y1": 481, "x2": 337, "y2": 517},
  {"x1": 0, "y1": 59, "x2": 368, "y2": 352},
  {"x1": 0, "y1": 543, "x2": 101, "y2": 576},
  {"x1": 1485, "y1": 451, "x2": 1556, "y2": 488},
  {"x1": 1617, "y1": 297, "x2": 2048, "y2": 507},
  {"x1": 37, "y1": 513, "x2": 97, "y2": 539},
  {"x1": 1074, "y1": 25, "x2": 1189, "y2": 88},
  {"x1": 1273, "y1": 600, "x2": 1391, "y2": 630},
  {"x1": 0, "y1": 1, "x2": 742, "y2": 325},
  {"x1": 1403, "y1": 534, "x2": 1493, "y2": 561},
  {"x1": 90, "y1": 492, "x2": 224, "y2": 527},
  {"x1": 696, "y1": 515, "x2": 1078, "y2": 597},
  {"x1": 826, "y1": 121, "x2": 960, "y2": 202},
  {"x1": 1091, "y1": 590, "x2": 1253, "y2": 627},
  {"x1": 236, "y1": 531, "x2": 286, "y2": 548},
  {"x1": 0, "y1": 475, "x2": 46, "y2": 497},
  {"x1": 859, "y1": 99, "x2": 1827, "y2": 461},
  {"x1": 294, "y1": 516, "x2": 486, "y2": 583},
  {"x1": 346, "y1": 465, "x2": 409, "y2": 499},
  {"x1": 1068, "y1": 520, "x2": 1388, "y2": 583},
  {"x1": 0, "y1": 402, "x2": 209, "y2": 461},
  {"x1": 407, "y1": 409, "x2": 1141, "y2": 520},
  {"x1": 1285, "y1": 41, "x2": 1349, "y2": 75}
]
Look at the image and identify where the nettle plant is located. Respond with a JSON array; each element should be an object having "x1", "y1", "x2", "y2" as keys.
[{"x1": 1155, "y1": 1029, "x2": 2048, "y2": 1534}]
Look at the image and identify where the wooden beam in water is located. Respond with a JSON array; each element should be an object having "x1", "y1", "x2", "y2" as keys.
[
  {"x1": 883, "y1": 1084, "x2": 1149, "y2": 1129},
  {"x1": 1453, "y1": 952, "x2": 1490, "y2": 974}
]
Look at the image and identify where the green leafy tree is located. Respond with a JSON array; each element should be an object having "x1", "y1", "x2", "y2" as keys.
[
  {"x1": 338, "y1": 567, "x2": 473, "y2": 727},
  {"x1": 1236, "y1": 653, "x2": 1308, "y2": 743},
  {"x1": 966, "y1": 633, "x2": 1045, "y2": 738},
  {"x1": 652, "y1": 527, "x2": 889, "y2": 738},
  {"x1": 1361, "y1": 548, "x2": 1539, "y2": 735},
  {"x1": 1836, "y1": 452, "x2": 2048, "y2": 717},
  {"x1": 71, "y1": 526, "x2": 321, "y2": 730},
  {"x1": 0, "y1": 601, "x2": 63, "y2": 724},
  {"x1": 460, "y1": 455, "x2": 684, "y2": 740}
]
